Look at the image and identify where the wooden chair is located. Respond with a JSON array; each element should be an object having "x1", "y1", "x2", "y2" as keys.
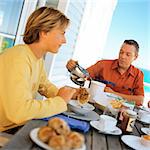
[
  {"x1": 0, "y1": 132, "x2": 12, "y2": 147},
  {"x1": 0, "y1": 122, "x2": 25, "y2": 147}
]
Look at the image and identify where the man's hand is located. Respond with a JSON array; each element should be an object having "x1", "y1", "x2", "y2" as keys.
[
  {"x1": 66, "y1": 59, "x2": 77, "y2": 71},
  {"x1": 104, "y1": 86, "x2": 115, "y2": 94},
  {"x1": 57, "y1": 86, "x2": 76, "y2": 103}
]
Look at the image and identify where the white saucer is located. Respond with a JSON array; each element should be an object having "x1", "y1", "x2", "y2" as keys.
[
  {"x1": 121, "y1": 135, "x2": 150, "y2": 150},
  {"x1": 141, "y1": 127, "x2": 150, "y2": 135},
  {"x1": 90, "y1": 120, "x2": 122, "y2": 135},
  {"x1": 30, "y1": 128, "x2": 86, "y2": 150}
]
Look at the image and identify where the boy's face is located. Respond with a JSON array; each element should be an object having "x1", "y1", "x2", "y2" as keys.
[{"x1": 41, "y1": 27, "x2": 67, "y2": 53}]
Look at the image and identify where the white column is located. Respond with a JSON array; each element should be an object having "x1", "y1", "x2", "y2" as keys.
[{"x1": 73, "y1": 0, "x2": 118, "y2": 68}]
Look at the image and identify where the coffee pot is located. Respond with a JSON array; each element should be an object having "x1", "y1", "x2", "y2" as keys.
[{"x1": 68, "y1": 63, "x2": 91, "y2": 87}]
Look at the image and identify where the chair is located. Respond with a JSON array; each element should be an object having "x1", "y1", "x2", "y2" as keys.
[
  {"x1": 0, "y1": 122, "x2": 25, "y2": 147},
  {"x1": 0, "y1": 132, "x2": 12, "y2": 147}
]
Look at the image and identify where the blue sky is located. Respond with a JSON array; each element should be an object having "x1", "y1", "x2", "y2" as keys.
[{"x1": 102, "y1": 0, "x2": 150, "y2": 69}]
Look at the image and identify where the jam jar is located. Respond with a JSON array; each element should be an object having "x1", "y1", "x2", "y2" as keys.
[{"x1": 120, "y1": 109, "x2": 137, "y2": 133}]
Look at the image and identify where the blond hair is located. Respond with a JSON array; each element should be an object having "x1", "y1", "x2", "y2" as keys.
[{"x1": 23, "y1": 7, "x2": 69, "y2": 44}]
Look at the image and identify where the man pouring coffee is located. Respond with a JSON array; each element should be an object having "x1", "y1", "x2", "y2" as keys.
[{"x1": 66, "y1": 39, "x2": 144, "y2": 106}]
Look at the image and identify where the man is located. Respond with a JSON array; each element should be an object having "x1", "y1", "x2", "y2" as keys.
[
  {"x1": 66, "y1": 40, "x2": 144, "y2": 106},
  {"x1": 0, "y1": 7, "x2": 76, "y2": 131}
]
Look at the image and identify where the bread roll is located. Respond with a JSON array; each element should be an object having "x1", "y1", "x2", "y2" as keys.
[
  {"x1": 66, "y1": 131, "x2": 84, "y2": 149},
  {"x1": 38, "y1": 126, "x2": 56, "y2": 143},
  {"x1": 48, "y1": 118, "x2": 70, "y2": 135},
  {"x1": 48, "y1": 135, "x2": 66, "y2": 150}
]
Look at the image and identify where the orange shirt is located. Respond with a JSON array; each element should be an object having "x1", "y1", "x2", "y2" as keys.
[{"x1": 87, "y1": 59, "x2": 144, "y2": 96}]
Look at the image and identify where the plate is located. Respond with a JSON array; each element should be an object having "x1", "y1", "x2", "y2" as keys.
[
  {"x1": 90, "y1": 121, "x2": 122, "y2": 135},
  {"x1": 105, "y1": 92, "x2": 123, "y2": 100},
  {"x1": 68, "y1": 100, "x2": 95, "y2": 110},
  {"x1": 30, "y1": 128, "x2": 86, "y2": 150},
  {"x1": 63, "y1": 110, "x2": 99, "y2": 121},
  {"x1": 121, "y1": 135, "x2": 150, "y2": 150},
  {"x1": 137, "y1": 117, "x2": 150, "y2": 124},
  {"x1": 141, "y1": 127, "x2": 150, "y2": 135},
  {"x1": 139, "y1": 106, "x2": 150, "y2": 113},
  {"x1": 68, "y1": 100, "x2": 95, "y2": 115}
]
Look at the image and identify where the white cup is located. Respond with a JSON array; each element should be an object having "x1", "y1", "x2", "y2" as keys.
[
  {"x1": 89, "y1": 81, "x2": 106, "y2": 101},
  {"x1": 138, "y1": 110, "x2": 150, "y2": 123},
  {"x1": 99, "y1": 115, "x2": 117, "y2": 132}
]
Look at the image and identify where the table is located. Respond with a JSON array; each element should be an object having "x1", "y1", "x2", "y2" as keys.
[{"x1": 1, "y1": 114, "x2": 149, "y2": 150}]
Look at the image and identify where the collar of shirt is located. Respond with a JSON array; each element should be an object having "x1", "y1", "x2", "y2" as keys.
[{"x1": 111, "y1": 59, "x2": 135, "y2": 77}]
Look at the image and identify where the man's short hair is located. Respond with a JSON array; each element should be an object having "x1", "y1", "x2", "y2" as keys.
[{"x1": 124, "y1": 39, "x2": 139, "y2": 53}]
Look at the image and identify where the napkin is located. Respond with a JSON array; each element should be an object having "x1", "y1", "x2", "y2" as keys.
[{"x1": 40, "y1": 114, "x2": 90, "y2": 133}]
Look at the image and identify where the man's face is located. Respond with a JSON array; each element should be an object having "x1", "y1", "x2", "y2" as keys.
[
  {"x1": 118, "y1": 43, "x2": 138, "y2": 69},
  {"x1": 41, "y1": 27, "x2": 67, "y2": 54}
]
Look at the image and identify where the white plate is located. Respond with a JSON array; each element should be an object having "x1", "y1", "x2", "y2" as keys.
[
  {"x1": 141, "y1": 127, "x2": 150, "y2": 135},
  {"x1": 137, "y1": 117, "x2": 150, "y2": 124},
  {"x1": 90, "y1": 121, "x2": 122, "y2": 135},
  {"x1": 68, "y1": 100, "x2": 95, "y2": 110},
  {"x1": 105, "y1": 92, "x2": 123, "y2": 100},
  {"x1": 121, "y1": 135, "x2": 150, "y2": 150},
  {"x1": 63, "y1": 110, "x2": 99, "y2": 121},
  {"x1": 139, "y1": 106, "x2": 150, "y2": 113},
  {"x1": 30, "y1": 128, "x2": 86, "y2": 150}
]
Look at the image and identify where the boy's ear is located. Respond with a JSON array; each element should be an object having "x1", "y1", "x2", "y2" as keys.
[{"x1": 39, "y1": 31, "x2": 47, "y2": 38}]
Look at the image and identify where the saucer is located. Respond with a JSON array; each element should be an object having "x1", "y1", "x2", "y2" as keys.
[
  {"x1": 121, "y1": 135, "x2": 150, "y2": 150},
  {"x1": 90, "y1": 120, "x2": 122, "y2": 135},
  {"x1": 141, "y1": 127, "x2": 150, "y2": 135}
]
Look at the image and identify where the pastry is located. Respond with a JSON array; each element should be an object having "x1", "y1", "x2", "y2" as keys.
[
  {"x1": 66, "y1": 131, "x2": 84, "y2": 149},
  {"x1": 48, "y1": 135, "x2": 66, "y2": 150},
  {"x1": 48, "y1": 118, "x2": 70, "y2": 135},
  {"x1": 38, "y1": 126, "x2": 56, "y2": 143},
  {"x1": 77, "y1": 88, "x2": 90, "y2": 104}
]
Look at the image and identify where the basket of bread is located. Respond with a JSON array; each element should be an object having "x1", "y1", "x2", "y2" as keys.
[{"x1": 30, "y1": 117, "x2": 86, "y2": 150}]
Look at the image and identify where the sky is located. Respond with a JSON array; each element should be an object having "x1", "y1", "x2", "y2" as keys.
[{"x1": 102, "y1": 0, "x2": 150, "y2": 69}]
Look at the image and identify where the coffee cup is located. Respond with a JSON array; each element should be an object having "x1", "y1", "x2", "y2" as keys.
[
  {"x1": 138, "y1": 110, "x2": 150, "y2": 123},
  {"x1": 99, "y1": 115, "x2": 117, "y2": 132},
  {"x1": 89, "y1": 81, "x2": 106, "y2": 101}
]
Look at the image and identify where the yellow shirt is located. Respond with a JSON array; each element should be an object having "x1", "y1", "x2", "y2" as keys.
[{"x1": 0, "y1": 44, "x2": 67, "y2": 128}]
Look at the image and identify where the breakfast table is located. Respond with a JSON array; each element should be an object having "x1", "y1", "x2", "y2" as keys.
[{"x1": 1, "y1": 107, "x2": 150, "y2": 150}]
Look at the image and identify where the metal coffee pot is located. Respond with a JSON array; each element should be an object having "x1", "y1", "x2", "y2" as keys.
[{"x1": 68, "y1": 63, "x2": 91, "y2": 87}]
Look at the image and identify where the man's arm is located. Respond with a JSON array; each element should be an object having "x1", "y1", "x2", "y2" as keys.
[{"x1": 104, "y1": 87, "x2": 144, "y2": 106}]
